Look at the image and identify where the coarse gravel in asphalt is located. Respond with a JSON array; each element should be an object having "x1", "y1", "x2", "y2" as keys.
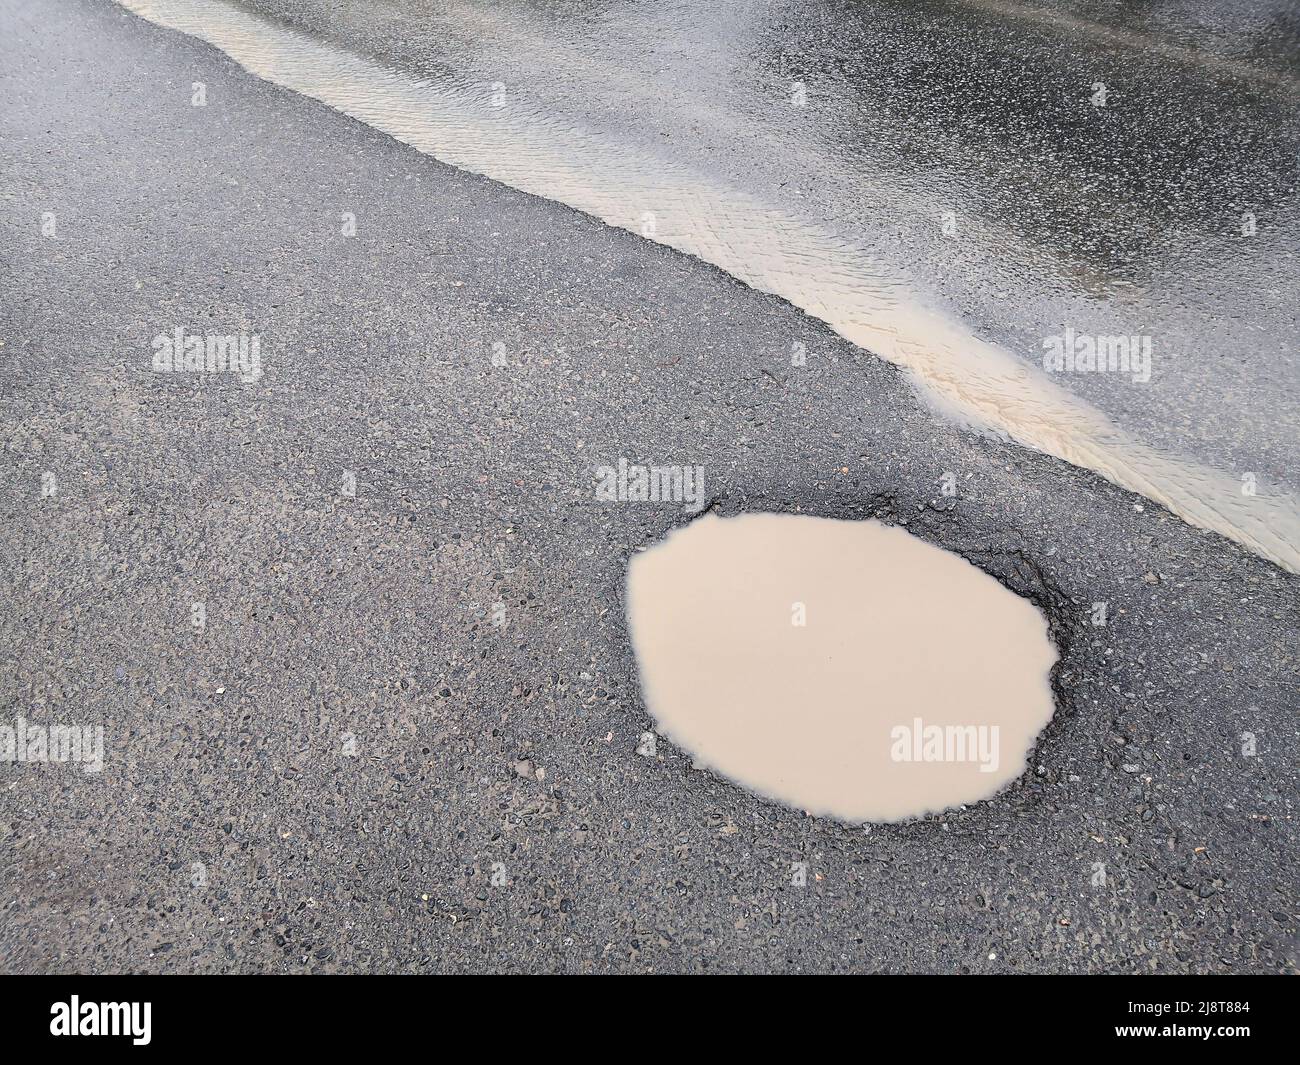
[{"x1": 0, "y1": 0, "x2": 1296, "y2": 973}]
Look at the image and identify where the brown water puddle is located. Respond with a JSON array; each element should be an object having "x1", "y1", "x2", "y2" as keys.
[{"x1": 626, "y1": 512, "x2": 1058, "y2": 822}]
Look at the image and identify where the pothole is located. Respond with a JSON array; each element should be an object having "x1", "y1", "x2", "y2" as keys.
[{"x1": 626, "y1": 512, "x2": 1059, "y2": 823}]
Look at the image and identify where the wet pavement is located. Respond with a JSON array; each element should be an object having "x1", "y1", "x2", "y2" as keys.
[
  {"x1": 227, "y1": 0, "x2": 1300, "y2": 537},
  {"x1": 0, "y1": 0, "x2": 1297, "y2": 973}
]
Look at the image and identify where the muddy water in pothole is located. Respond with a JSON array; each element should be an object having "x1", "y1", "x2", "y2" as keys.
[{"x1": 626, "y1": 513, "x2": 1058, "y2": 822}]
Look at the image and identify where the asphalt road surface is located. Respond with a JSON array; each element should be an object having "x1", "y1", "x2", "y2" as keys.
[
  {"x1": 0, "y1": 0, "x2": 1296, "y2": 973},
  {"x1": 233, "y1": 0, "x2": 1300, "y2": 505}
]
